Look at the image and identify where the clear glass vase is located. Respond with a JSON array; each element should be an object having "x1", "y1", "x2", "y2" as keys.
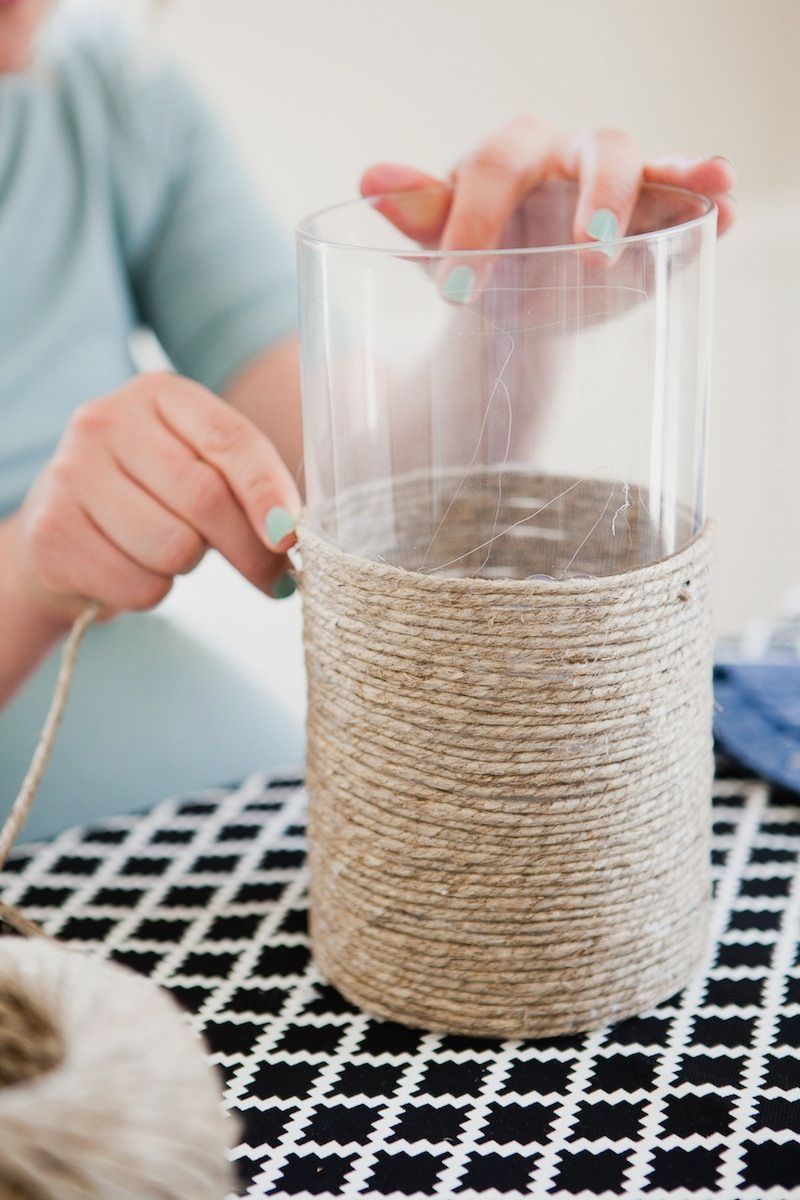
[
  {"x1": 296, "y1": 182, "x2": 717, "y2": 1037},
  {"x1": 297, "y1": 180, "x2": 715, "y2": 580}
]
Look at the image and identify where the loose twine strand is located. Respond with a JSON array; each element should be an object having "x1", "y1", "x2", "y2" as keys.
[{"x1": 0, "y1": 602, "x2": 101, "y2": 939}]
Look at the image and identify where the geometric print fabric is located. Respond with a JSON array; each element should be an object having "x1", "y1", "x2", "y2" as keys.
[{"x1": 1, "y1": 760, "x2": 798, "y2": 1198}]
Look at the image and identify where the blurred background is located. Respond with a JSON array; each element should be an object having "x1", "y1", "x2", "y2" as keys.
[{"x1": 110, "y1": 0, "x2": 800, "y2": 725}]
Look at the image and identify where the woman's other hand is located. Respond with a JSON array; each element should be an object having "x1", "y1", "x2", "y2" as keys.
[
  {"x1": 360, "y1": 116, "x2": 736, "y2": 285},
  {"x1": 5, "y1": 373, "x2": 301, "y2": 629}
]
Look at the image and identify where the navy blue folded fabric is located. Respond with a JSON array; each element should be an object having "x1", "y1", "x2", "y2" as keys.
[{"x1": 714, "y1": 663, "x2": 800, "y2": 793}]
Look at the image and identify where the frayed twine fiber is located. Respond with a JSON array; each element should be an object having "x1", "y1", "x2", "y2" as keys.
[{"x1": 299, "y1": 471, "x2": 714, "y2": 1039}]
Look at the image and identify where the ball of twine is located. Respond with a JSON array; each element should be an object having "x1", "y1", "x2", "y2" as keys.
[
  {"x1": 0, "y1": 607, "x2": 233, "y2": 1199},
  {"x1": 0, "y1": 938, "x2": 234, "y2": 1200},
  {"x1": 300, "y1": 470, "x2": 714, "y2": 1039}
]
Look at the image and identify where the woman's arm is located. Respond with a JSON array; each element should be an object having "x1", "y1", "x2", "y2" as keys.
[{"x1": 223, "y1": 336, "x2": 304, "y2": 487}]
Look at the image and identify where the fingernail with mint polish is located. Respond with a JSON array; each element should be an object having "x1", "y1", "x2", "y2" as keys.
[
  {"x1": 441, "y1": 264, "x2": 476, "y2": 304},
  {"x1": 265, "y1": 505, "x2": 296, "y2": 546},
  {"x1": 586, "y1": 208, "x2": 618, "y2": 257},
  {"x1": 271, "y1": 572, "x2": 296, "y2": 601}
]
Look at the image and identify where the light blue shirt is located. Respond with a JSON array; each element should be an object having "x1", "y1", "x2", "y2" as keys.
[
  {"x1": 0, "y1": 9, "x2": 297, "y2": 515},
  {"x1": 0, "y1": 10, "x2": 303, "y2": 836}
]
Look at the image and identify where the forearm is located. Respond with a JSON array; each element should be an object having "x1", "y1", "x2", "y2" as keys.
[
  {"x1": 0, "y1": 515, "x2": 68, "y2": 708},
  {"x1": 224, "y1": 335, "x2": 304, "y2": 490},
  {"x1": 221, "y1": 329, "x2": 557, "y2": 510}
]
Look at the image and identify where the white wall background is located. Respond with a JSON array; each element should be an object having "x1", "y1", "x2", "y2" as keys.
[{"x1": 106, "y1": 0, "x2": 800, "y2": 717}]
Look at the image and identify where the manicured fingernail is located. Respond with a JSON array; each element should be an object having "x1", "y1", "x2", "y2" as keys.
[
  {"x1": 271, "y1": 572, "x2": 296, "y2": 600},
  {"x1": 586, "y1": 208, "x2": 618, "y2": 257},
  {"x1": 265, "y1": 506, "x2": 296, "y2": 546},
  {"x1": 441, "y1": 264, "x2": 476, "y2": 304}
]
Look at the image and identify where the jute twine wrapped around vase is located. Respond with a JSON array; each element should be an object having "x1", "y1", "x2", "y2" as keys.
[{"x1": 300, "y1": 470, "x2": 714, "y2": 1039}]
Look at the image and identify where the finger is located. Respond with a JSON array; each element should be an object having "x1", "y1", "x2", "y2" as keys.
[
  {"x1": 265, "y1": 554, "x2": 297, "y2": 602},
  {"x1": 436, "y1": 115, "x2": 558, "y2": 299},
  {"x1": 106, "y1": 407, "x2": 286, "y2": 595},
  {"x1": 643, "y1": 155, "x2": 737, "y2": 237},
  {"x1": 75, "y1": 509, "x2": 174, "y2": 612},
  {"x1": 361, "y1": 163, "x2": 441, "y2": 194},
  {"x1": 79, "y1": 450, "x2": 206, "y2": 578},
  {"x1": 360, "y1": 162, "x2": 452, "y2": 246},
  {"x1": 151, "y1": 377, "x2": 302, "y2": 552},
  {"x1": 643, "y1": 154, "x2": 736, "y2": 197},
  {"x1": 571, "y1": 127, "x2": 643, "y2": 251},
  {"x1": 30, "y1": 483, "x2": 172, "y2": 613},
  {"x1": 714, "y1": 193, "x2": 737, "y2": 236}
]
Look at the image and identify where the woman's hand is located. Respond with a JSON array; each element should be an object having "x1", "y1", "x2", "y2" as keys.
[
  {"x1": 361, "y1": 116, "x2": 735, "y2": 286},
  {"x1": 5, "y1": 373, "x2": 301, "y2": 630}
]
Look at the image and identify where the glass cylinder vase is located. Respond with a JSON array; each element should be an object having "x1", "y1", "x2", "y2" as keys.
[{"x1": 297, "y1": 181, "x2": 717, "y2": 1038}]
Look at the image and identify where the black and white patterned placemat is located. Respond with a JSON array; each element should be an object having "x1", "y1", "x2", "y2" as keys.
[{"x1": 1, "y1": 763, "x2": 799, "y2": 1199}]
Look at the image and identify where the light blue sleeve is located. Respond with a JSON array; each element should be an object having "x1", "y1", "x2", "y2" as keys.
[{"x1": 89, "y1": 28, "x2": 298, "y2": 393}]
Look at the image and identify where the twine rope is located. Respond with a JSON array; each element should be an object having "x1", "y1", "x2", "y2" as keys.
[
  {"x1": 300, "y1": 471, "x2": 714, "y2": 1039},
  {"x1": 0, "y1": 981, "x2": 63, "y2": 1088},
  {"x1": 0, "y1": 602, "x2": 235, "y2": 1200},
  {"x1": 0, "y1": 939, "x2": 234, "y2": 1200},
  {"x1": 0, "y1": 601, "x2": 101, "y2": 1193},
  {"x1": 0, "y1": 602, "x2": 100, "y2": 938}
]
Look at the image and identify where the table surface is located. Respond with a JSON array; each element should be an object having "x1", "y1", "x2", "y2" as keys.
[{"x1": 2, "y1": 761, "x2": 799, "y2": 1200}]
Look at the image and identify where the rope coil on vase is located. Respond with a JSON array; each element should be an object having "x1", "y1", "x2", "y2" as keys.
[{"x1": 300, "y1": 471, "x2": 714, "y2": 1039}]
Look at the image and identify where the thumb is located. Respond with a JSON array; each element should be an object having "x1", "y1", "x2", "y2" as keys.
[{"x1": 360, "y1": 162, "x2": 452, "y2": 247}]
